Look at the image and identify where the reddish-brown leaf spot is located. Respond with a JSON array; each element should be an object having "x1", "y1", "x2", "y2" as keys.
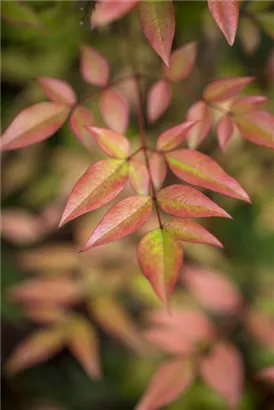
[
  {"x1": 137, "y1": 228, "x2": 183, "y2": 307},
  {"x1": 230, "y1": 96, "x2": 268, "y2": 114},
  {"x1": 163, "y1": 41, "x2": 197, "y2": 82},
  {"x1": 186, "y1": 101, "x2": 212, "y2": 148},
  {"x1": 149, "y1": 152, "x2": 167, "y2": 190},
  {"x1": 59, "y1": 159, "x2": 128, "y2": 226},
  {"x1": 129, "y1": 159, "x2": 150, "y2": 195},
  {"x1": 157, "y1": 121, "x2": 197, "y2": 152},
  {"x1": 208, "y1": 0, "x2": 239, "y2": 46},
  {"x1": 203, "y1": 77, "x2": 253, "y2": 103},
  {"x1": 0, "y1": 102, "x2": 69, "y2": 151},
  {"x1": 147, "y1": 80, "x2": 172, "y2": 124},
  {"x1": 165, "y1": 149, "x2": 250, "y2": 202},
  {"x1": 99, "y1": 88, "x2": 129, "y2": 134},
  {"x1": 37, "y1": 77, "x2": 77, "y2": 105},
  {"x1": 80, "y1": 45, "x2": 109, "y2": 86},
  {"x1": 216, "y1": 115, "x2": 234, "y2": 151},
  {"x1": 91, "y1": 0, "x2": 138, "y2": 27},
  {"x1": 86, "y1": 127, "x2": 129, "y2": 158},
  {"x1": 69, "y1": 105, "x2": 95, "y2": 149},
  {"x1": 139, "y1": 0, "x2": 175, "y2": 67}
]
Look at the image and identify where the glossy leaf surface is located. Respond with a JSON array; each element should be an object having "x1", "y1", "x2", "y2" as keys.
[
  {"x1": 157, "y1": 121, "x2": 196, "y2": 151},
  {"x1": 129, "y1": 159, "x2": 150, "y2": 195},
  {"x1": 86, "y1": 127, "x2": 129, "y2": 158}
]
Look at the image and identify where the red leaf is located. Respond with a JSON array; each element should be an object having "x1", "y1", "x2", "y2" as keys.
[
  {"x1": 91, "y1": 0, "x2": 138, "y2": 27},
  {"x1": 216, "y1": 115, "x2": 234, "y2": 151},
  {"x1": 230, "y1": 96, "x2": 268, "y2": 114},
  {"x1": 69, "y1": 105, "x2": 95, "y2": 149},
  {"x1": 245, "y1": 309, "x2": 274, "y2": 348},
  {"x1": 165, "y1": 149, "x2": 250, "y2": 202},
  {"x1": 163, "y1": 42, "x2": 197, "y2": 82},
  {"x1": 186, "y1": 101, "x2": 212, "y2": 148},
  {"x1": 37, "y1": 77, "x2": 76, "y2": 105},
  {"x1": 149, "y1": 152, "x2": 167, "y2": 190},
  {"x1": 157, "y1": 121, "x2": 197, "y2": 152},
  {"x1": 208, "y1": 0, "x2": 239, "y2": 46},
  {"x1": 234, "y1": 110, "x2": 274, "y2": 149},
  {"x1": 99, "y1": 88, "x2": 129, "y2": 134},
  {"x1": 0, "y1": 102, "x2": 69, "y2": 151},
  {"x1": 164, "y1": 219, "x2": 223, "y2": 247},
  {"x1": 81, "y1": 195, "x2": 152, "y2": 251},
  {"x1": 201, "y1": 342, "x2": 243, "y2": 408},
  {"x1": 139, "y1": 0, "x2": 175, "y2": 67},
  {"x1": 86, "y1": 127, "x2": 129, "y2": 158},
  {"x1": 203, "y1": 77, "x2": 253, "y2": 103},
  {"x1": 129, "y1": 159, "x2": 150, "y2": 195},
  {"x1": 22, "y1": 305, "x2": 65, "y2": 325},
  {"x1": 80, "y1": 45, "x2": 109, "y2": 86},
  {"x1": 257, "y1": 367, "x2": 274, "y2": 384},
  {"x1": 135, "y1": 358, "x2": 193, "y2": 410},
  {"x1": 147, "y1": 80, "x2": 172, "y2": 124},
  {"x1": 183, "y1": 266, "x2": 242, "y2": 313},
  {"x1": 137, "y1": 228, "x2": 183, "y2": 307},
  {"x1": 59, "y1": 159, "x2": 128, "y2": 226}
]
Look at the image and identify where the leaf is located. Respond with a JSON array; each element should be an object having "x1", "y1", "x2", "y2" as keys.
[
  {"x1": 163, "y1": 42, "x2": 197, "y2": 82},
  {"x1": 158, "y1": 185, "x2": 231, "y2": 218},
  {"x1": 99, "y1": 88, "x2": 129, "y2": 134},
  {"x1": 22, "y1": 305, "x2": 65, "y2": 325},
  {"x1": 230, "y1": 96, "x2": 267, "y2": 114},
  {"x1": 59, "y1": 159, "x2": 128, "y2": 226},
  {"x1": 86, "y1": 127, "x2": 129, "y2": 158},
  {"x1": 68, "y1": 316, "x2": 101, "y2": 380},
  {"x1": 5, "y1": 328, "x2": 65, "y2": 375},
  {"x1": 201, "y1": 342, "x2": 243, "y2": 408},
  {"x1": 157, "y1": 121, "x2": 197, "y2": 152},
  {"x1": 186, "y1": 101, "x2": 212, "y2": 148},
  {"x1": 129, "y1": 159, "x2": 150, "y2": 195},
  {"x1": 149, "y1": 152, "x2": 167, "y2": 190},
  {"x1": 245, "y1": 309, "x2": 274, "y2": 348},
  {"x1": 1, "y1": 1, "x2": 43, "y2": 29},
  {"x1": 234, "y1": 110, "x2": 274, "y2": 149},
  {"x1": 165, "y1": 149, "x2": 250, "y2": 202},
  {"x1": 239, "y1": 17, "x2": 260, "y2": 55},
  {"x1": 203, "y1": 77, "x2": 253, "y2": 103},
  {"x1": 208, "y1": 0, "x2": 239, "y2": 46},
  {"x1": 257, "y1": 367, "x2": 274, "y2": 384},
  {"x1": 183, "y1": 266, "x2": 242, "y2": 313},
  {"x1": 91, "y1": 0, "x2": 138, "y2": 27},
  {"x1": 0, "y1": 102, "x2": 69, "y2": 151},
  {"x1": 147, "y1": 80, "x2": 172, "y2": 124},
  {"x1": 257, "y1": 12, "x2": 274, "y2": 39},
  {"x1": 164, "y1": 219, "x2": 223, "y2": 247},
  {"x1": 135, "y1": 358, "x2": 193, "y2": 410},
  {"x1": 216, "y1": 115, "x2": 234, "y2": 151},
  {"x1": 69, "y1": 105, "x2": 95, "y2": 149},
  {"x1": 37, "y1": 77, "x2": 77, "y2": 105},
  {"x1": 80, "y1": 45, "x2": 109, "y2": 86},
  {"x1": 137, "y1": 228, "x2": 183, "y2": 307},
  {"x1": 139, "y1": 0, "x2": 175, "y2": 66},
  {"x1": 81, "y1": 196, "x2": 152, "y2": 251}
]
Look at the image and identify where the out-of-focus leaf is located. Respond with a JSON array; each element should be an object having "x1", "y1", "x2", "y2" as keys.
[
  {"x1": 86, "y1": 127, "x2": 129, "y2": 158},
  {"x1": 37, "y1": 77, "x2": 77, "y2": 106},
  {"x1": 239, "y1": 17, "x2": 260, "y2": 55},
  {"x1": 165, "y1": 149, "x2": 250, "y2": 202},
  {"x1": 129, "y1": 159, "x2": 150, "y2": 195},
  {"x1": 216, "y1": 115, "x2": 234, "y2": 151},
  {"x1": 186, "y1": 101, "x2": 212, "y2": 148},
  {"x1": 22, "y1": 305, "x2": 65, "y2": 325},
  {"x1": 230, "y1": 96, "x2": 267, "y2": 114},
  {"x1": 69, "y1": 105, "x2": 95, "y2": 149},
  {"x1": 59, "y1": 159, "x2": 128, "y2": 226},
  {"x1": 257, "y1": 13, "x2": 274, "y2": 39},
  {"x1": 245, "y1": 309, "x2": 274, "y2": 348},
  {"x1": 99, "y1": 88, "x2": 129, "y2": 134},
  {"x1": 157, "y1": 121, "x2": 196, "y2": 152},
  {"x1": 80, "y1": 45, "x2": 109, "y2": 86},
  {"x1": 0, "y1": 103, "x2": 69, "y2": 151},
  {"x1": 139, "y1": 0, "x2": 175, "y2": 66},
  {"x1": 1, "y1": 1, "x2": 43, "y2": 28},
  {"x1": 81, "y1": 196, "x2": 152, "y2": 251},
  {"x1": 163, "y1": 41, "x2": 197, "y2": 82},
  {"x1": 149, "y1": 152, "x2": 167, "y2": 190},
  {"x1": 147, "y1": 80, "x2": 172, "y2": 124},
  {"x1": 207, "y1": 0, "x2": 239, "y2": 46},
  {"x1": 257, "y1": 367, "x2": 274, "y2": 384},
  {"x1": 203, "y1": 77, "x2": 253, "y2": 103},
  {"x1": 137, "y1": 228, "x2": 183, "y2": 307},
  {"x1": 91, "y1": 0, "x2": 138, "y2": 27}
]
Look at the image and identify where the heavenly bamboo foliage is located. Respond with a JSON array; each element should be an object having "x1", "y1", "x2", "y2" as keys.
[
  {"x1": 69, "y1": 105, "x2": 95, "y2": 148},
  {"x1": 37, "y1": 77, "x2": 77, "y2": 105},
  {"x1": 208, "y1": 0, "x2": 239, "y2": 46},
  {"x1": 86, "y1": 127, "x2": 129, "y2": 158},
  {"x1": 147, "y1": 80, "x2": 172, "y2": 123},
  {"x1": 129, "y1": 159, "x2": 150, "y2": 195},
  {"x1": 99, "y1": 88, "x2": 129, "y2": 134}
]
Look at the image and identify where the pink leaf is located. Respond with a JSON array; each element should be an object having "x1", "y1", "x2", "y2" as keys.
[
  {"x1": 81, "y1": 195, "x2": 152, "y2": 251},
  {"x1": 163, "y1": 41, "x2": 197, "y2": 82},
  {"x1": 208, "y1": 0, "x2": 239, "y2": 46},
  {"x1": 37, "y1": 77, "x2": 76, "y2": 105},
  {"x1": 0, "y1": 102, "x2": 69, "y2": 151},
  {"x1": 216, "y1": 115, "x2": 234, "y2": 151},
  {"x1": 139, "y1": 0, "x2": 175, "y2": 66},
  {"x1": 183, "y1": 266, "x2": 242, "y2": 313},
  {"x1": 91, "y1": 0, "x2": 138, "y2": 27},
  {"x1": 164, "y1": 219, "x2": 223, "y2": 247},
  {"x1": 245, "y1": 309, "x2": 274, "y2": 348},
  {"x1": 149, "y1": 152, "x2": 167, "y2": 190},
  {"x1": 129, "y1": 159, "x2": 150, "y2": 195},
  {"x1": 147, "y1": 80, "x2": 172, "y2": 124},
  {"x1": 186, "y1": 101, "x2": 212, "y2": 148},
  {"x1": 80, "y1": 45, "x2": 109, "y2": 86},
  {"x1": 86, "y1": 127, "x2": 129, "y2": 158},
  {"x1": 59, "y1": 159, "x2": 128, "y2": 226},
  {"x1": 165, "y1": 149, "x2": 250, "y2": 202},
  {"x1": 203, "y1": 77, "x2": 253, "y2": 103},
  {"x1": 137, "y1": 228, "x2": 183, "y2": 307},
  {"x1": 69, "y1": 105, "x2": 95, "y2": 149},
  {"x1": 99, "y1": 88, "x2": 129, "y2": 134},
  {"x1": 157, "y1": 184, "x2": 231, "y2": 219},
  {"x1": 135, "y1": 358, "x2": 193, "y2": 410},
  {"x1": 234, "y1": 110, "x2": 274, "y2": 149},
  {"x1": 201, "y1": 342, "x2": 243, "y2": 408},
  {"x1": 230, "y1": 96, "x2": 268, "y2": 114},
  {"x1": 157, "y1": 120, "x2": 197, "y2": 152},
  {"x1": 257, "y1": 367, "x2": 274, "y2": 384}
]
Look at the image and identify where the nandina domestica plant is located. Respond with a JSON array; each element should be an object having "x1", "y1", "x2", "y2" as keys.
[{"x1": 1, "y1": 1, "x2": 274, "y2": 409}]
